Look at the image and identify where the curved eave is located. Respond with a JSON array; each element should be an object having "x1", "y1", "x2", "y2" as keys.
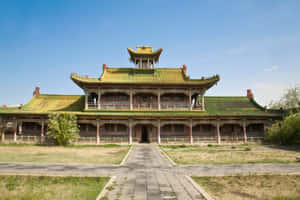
[
  {"x1": 0, "y1": 110, "x2": 282, "y2": 118},
  {"x1": 71, "y1": 73, "x2": 220, "y2": 88},
  {"x1": 127, "y1": 47, "x2": 163, "y2": 61}
]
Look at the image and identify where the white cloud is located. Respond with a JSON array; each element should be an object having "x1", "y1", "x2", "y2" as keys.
[{"x1": 264, "y1": 65, "x2": 278, "y2": 72}]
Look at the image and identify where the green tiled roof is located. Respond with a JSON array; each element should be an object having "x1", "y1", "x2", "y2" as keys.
[
  {"x1": 0, "y1": 94, "x2": 280, "y2": 117},
  {"x1": 71, "y1": 68, "x2": 220, "y2": 85},
  {"x1": 0, "y1": 95, "x2": 84, "y2": 114},
  {"x1": 204, "y1": 96, "x2": 271, "y2": 115}
]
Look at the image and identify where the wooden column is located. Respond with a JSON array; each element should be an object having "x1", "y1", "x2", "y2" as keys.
[
  {"x1": 85, "y1": 91, "x2": 88, "y2": 110},
  {"x1": 96, "y1": 120, "x2": 100, "y2": 144},
  {"x1": 189, "y1": 89, "x2": 192, "y2": 111},
  {"x1": 41, "y1": 120, "x2": 44, "y2": 137},
  {"x1": 97, "y1": 89, "x2": 101, "y2": 110},
  {"x1": 189, "y1": 119, "x2": 193, "y2": 144},
  {"x1": 140, "y1": 58, "x2": 142, "y2": 68},
  {"x1": 13, "y1": 126, "x2": 17, "y2": 142},
  {"x1": 158, "y1": 89, "x2": 161, "y2": 111},
  {"x1": 157, "y1": 119, "x2": 161, "y2": 144},
  {"x1": 129, "y1": 119, "x2": 132, "y2": 145},
  {"x1": 1, "y1": 126, "x2": 5, "y2": 142},
  {"x1": 201, "y1": 94, "x2": 205, "y2": 111},
  {"x1": 217, "y1": 121, "x2": 221, "y2": 144},
  {"x1": 130, "y1": 89, "x2": 133, "y2": 110},
  {"x1": 147, "y1": 58, "x2": 150, "y2": 68},
  {"x1": 40, "y1": 120, "x2": 45, "y2": 143},
  {"x1": 153, "y1": 58, "x2": 155, "y2": 68},
  {"x1": 243, "y1": 120, "x2": 248, "y2": 143},
  {"x1": 18, "y1": 122, "x2": 22, "y2": 135}
]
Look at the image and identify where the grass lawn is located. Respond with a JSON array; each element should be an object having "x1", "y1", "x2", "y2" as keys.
[
  {"x1": 160, "y1": 144, "x2": 300, "y2": 164},
  {"x1": 0, "y1": 175, "x2": 109, "y2": 200},
  {"x1": 193, "y1": 175, "x2": 300, "y2": 200},
  {"x1": 0, "y1": 144, "x2": 130, "y2": 165}
]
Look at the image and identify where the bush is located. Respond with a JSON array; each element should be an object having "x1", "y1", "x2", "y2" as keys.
[
  {"x1": 265, "y1": 113, "x2": 300, "y2": 145},
  {"x1": 244, "y1": 147, "x2": 251, "y2": 151},
  {"x1": 47, "y1": 113, "x2": 79, "y2": 146}
]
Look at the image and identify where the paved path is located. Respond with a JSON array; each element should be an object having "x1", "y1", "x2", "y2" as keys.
[{"x1": 0, "y1": 144, "x2": 300, "y2": 200}]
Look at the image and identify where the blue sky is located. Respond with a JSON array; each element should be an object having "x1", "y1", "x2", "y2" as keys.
[{"x1": 0, "y1": 0, "x2": 299, "y2": 106}]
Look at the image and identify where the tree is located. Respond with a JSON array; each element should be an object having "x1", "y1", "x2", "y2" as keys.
[
  {"x1": 266, "y1": 113, "x2": 300, "y2": 145},
  {"x1": 47, "y1": 113, "x2": 79, "y2": 146},
  {"x1": 269, "y1": 86, "x2": 300, "y2": 109}
]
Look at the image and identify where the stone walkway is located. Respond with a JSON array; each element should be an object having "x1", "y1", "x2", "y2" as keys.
[
  {"x1": 104, "y1": 144, "x2": 204, "y2": 200},
  {"x1": 0, "y1": 144, "x2": 300, "y2": 200}
]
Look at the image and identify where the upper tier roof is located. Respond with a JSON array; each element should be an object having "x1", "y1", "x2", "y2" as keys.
[
  {"x1": 127, "y1": 46, "x2": 163, "y2": 61},
  {"x1": 0, "y1": 94, "x2": 281, "y2": 117},
  {"x1": 71, "y1": 68, "x2": 220, "y2": 88}
]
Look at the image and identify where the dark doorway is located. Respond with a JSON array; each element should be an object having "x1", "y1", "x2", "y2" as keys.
[{"x1": 141, "y1": 126, "x2": 149, "y2": 143}]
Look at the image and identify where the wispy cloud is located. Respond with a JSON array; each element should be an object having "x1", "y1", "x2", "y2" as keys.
[{"x1": 264, "y1": 65, "x2": 278, "y2": 72}]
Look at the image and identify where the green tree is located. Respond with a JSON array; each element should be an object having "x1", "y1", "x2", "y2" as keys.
[
  {"x1": 47, "y1": 113, "x2": 79, "y2": 146},
  {"x1": 269, "y1": 87, "x2": 300, "y2": 109},
  {"x1": 266, "y1": 113, "x2": 300, "y2": 145}
]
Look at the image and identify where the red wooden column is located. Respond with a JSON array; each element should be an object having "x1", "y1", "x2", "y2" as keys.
[
  {"x1": 243, "y1": 120, "x2": 248, "y2": 143},
  {"x1": 217, "y1": 121, "x2": 221, "y2": 144},
  {"x1": 96, "y1": 120, "x2": 100, "y2": 144},
  {"x1": 157, "y1": 119, "x2": 161, "y2": 144},
  {"x1": 189, "y1": 119, "x2": 193, "y2": 144}
]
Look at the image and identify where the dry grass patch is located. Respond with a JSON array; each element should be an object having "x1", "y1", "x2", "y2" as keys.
[
  {"x1": 0, "y1": 175, "x2": 109, "y2": 200},
  {"x1": 0, "y1": 144, "x2": 130, "y2": 164},
  {"x1": 193, "y1": 175, "x2": 300, "y2": 200},
  {"x1": 160, "y1": 144, "x2": 300, "y2": 164}
]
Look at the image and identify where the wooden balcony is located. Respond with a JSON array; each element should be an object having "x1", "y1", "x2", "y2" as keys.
[
  {"x1": 87, "y1": 102, "x2": 191, "y2": 110},
  {"x1": 161, "y1": 103, "x2": 189, "y2": 110}
]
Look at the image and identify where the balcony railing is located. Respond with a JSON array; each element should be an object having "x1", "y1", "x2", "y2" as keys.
[
  {"x1": 87, "y1": 103, "x2": 191, "y2": 110},
  {"x1": 161, "y1": 104, "x2": 189, "y2": 110},
  {"x1": 133, "y1": 103, "x2": 158, "y2": 110},
  {"x1": 101, "y1": 104, "x2": 130, "y2": 109}
]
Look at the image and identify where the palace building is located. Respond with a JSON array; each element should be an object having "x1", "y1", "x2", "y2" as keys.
[{"x1": 0, "y1": 46, "x2": 281, "y2": 144}]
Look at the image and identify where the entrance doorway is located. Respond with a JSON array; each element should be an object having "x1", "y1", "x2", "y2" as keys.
[{"x1": 141, "y1": 126, "x2": 149, "y2": 143}]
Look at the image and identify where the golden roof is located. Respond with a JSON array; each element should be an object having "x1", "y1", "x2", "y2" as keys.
[
  {"x1": 127, "y1": 46, "x2": 163, "y2": 61},
  {"x1": 71, "y1": 68, "x2": 220, "y2": 86}
]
